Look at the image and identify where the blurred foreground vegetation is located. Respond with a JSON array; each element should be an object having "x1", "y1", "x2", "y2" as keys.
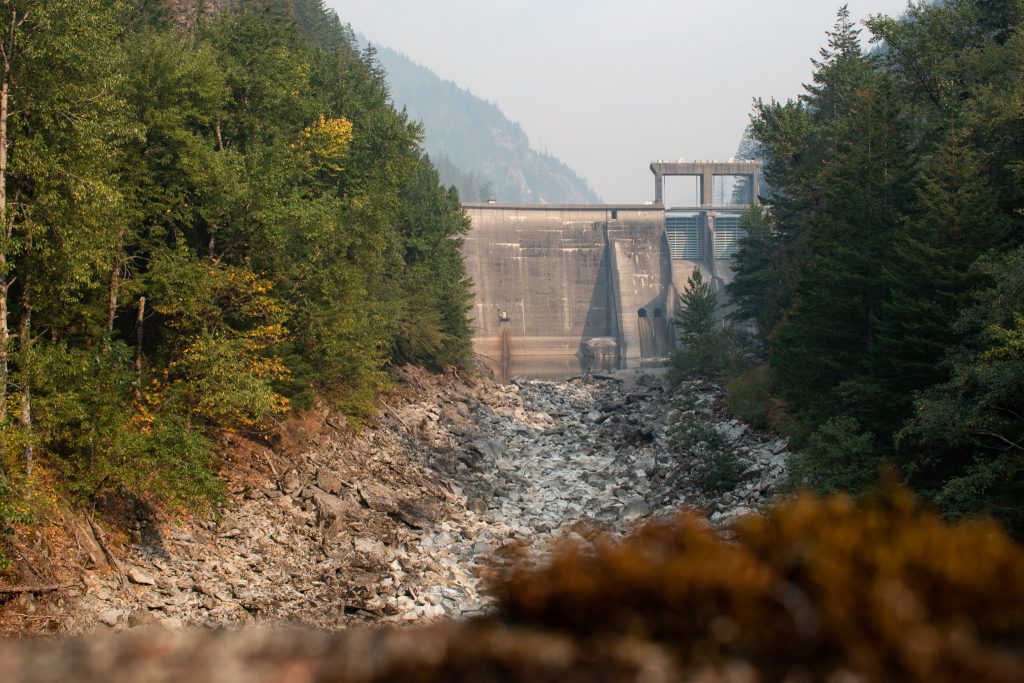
[{"x1": 485, "y1": 486, "x2": 1024, "y2": 683}]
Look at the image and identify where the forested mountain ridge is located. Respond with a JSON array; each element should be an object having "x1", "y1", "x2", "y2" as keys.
[
  {"x1": 0, "y1": 0, "x2": 474, "y2": 567},
  {"x1": 722, "y1": 1, "x2": 1024, "y2": 534},
  {"x1": 373, "y1": 45, "x2": 601, "y2": 204}
]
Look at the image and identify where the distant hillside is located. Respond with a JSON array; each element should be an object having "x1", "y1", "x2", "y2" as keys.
[{"x1": 372, "y1": 45, "x2": 601, "y2": 204}]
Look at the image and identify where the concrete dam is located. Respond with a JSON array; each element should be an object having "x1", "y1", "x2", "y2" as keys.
[{"x1": 463, "y1": 160, "x2": 762, "y2": 377}]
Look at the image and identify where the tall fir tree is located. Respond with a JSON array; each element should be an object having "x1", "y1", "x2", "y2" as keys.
[{"x1": 770, "y1": 18, "x2": 916, "y2": 432}]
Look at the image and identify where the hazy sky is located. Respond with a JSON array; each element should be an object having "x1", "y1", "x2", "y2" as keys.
[{"x1": 327, "y1": 1, "x2": 912, "y2": 203}]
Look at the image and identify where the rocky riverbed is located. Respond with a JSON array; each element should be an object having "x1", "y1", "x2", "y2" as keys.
[{"x1": 14, "y1": 364, "x2": 788, "y2": 635}]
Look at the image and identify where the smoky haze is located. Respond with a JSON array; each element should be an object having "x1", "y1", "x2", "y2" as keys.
[{"x1": 328, "y1": 0, "x2": 912, "y2": 203}]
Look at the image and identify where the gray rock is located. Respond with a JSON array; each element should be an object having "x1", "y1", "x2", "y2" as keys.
[
  {"x1": 282, "y1": 470, "x2": 302, "y2": 494},
  {"x1": 710, "y1": 506, "x2": 756, "y2": 525},
  {"x1": 316, "y1": 469, "x2": 345, "y2": 495},
  {"x1": 307, "y1": 486, "x2": 360, "y2": 537},
  {"x1": 469, "y1": 437, "x2": 505, "y2": 459},
  {"x1": 97, "y1": 609, "x2": 123, "y2": 627},
  {"x1": 622, "y1": 497, "x2": 650, "y2": 521},
  {"x1": 159, "y1": 617, "x2": 184, "y2": 631},
  {"x1": 357, "y1": 483, "x2": 401, "y2": 514},
  {"x1": 127, "y1": 567, "x2": 156, "y2": 586}
]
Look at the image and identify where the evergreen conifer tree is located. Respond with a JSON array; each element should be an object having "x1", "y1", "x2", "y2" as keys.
[
  {"x1": 676, "y1": 268, "x2": 717, "y2": 340},
  {"x1": 669, "y1": 268, "x2": 741, "y2": 381}
]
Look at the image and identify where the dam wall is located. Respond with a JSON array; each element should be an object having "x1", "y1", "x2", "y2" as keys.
[
  {"x1": 462, "y1": 161, "x2": 763, "y2": 375},
  {"x1": 463, "y1": 204, "x2": 670, "y2": 365}
]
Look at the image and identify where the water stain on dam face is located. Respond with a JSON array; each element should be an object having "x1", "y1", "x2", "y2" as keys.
[
  {"x1": 485, "y1": 320, "x2": 618, "y2": 383},
  {"x1": 481, "y1": 353, "x2": 607, "y2": 383}
]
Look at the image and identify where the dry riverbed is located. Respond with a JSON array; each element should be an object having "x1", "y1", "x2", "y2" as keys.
[{"x1": 3, "y1": 363, "x2": 788, "y2": 635}]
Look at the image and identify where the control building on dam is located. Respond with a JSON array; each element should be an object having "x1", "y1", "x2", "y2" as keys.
[{"x1": 463, "y1": 160, "x2": 762, "y2": 373}]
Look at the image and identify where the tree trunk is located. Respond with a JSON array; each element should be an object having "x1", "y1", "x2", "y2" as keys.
[
  {"x1": 0, "y1": 68, "x2": 10, "y2": 425},
  {"x1": 134, "y1": 296, "x2": 145, "y2": 402},
  {"x1": 18, "y1": 267, "x2": 30, "y2": 475},
  {"x1": 0, "y1": 4, "x2": 29, "y2": 427},
  {"x1": 104, "y1": 228, "x2": 126, "y2": 349}
]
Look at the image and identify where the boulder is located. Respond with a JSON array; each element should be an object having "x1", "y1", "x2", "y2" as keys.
[
  {"x1": 307, "y1": 486, "x2": 361, "y2": 537},
  {"x1": 358, "y1": 483, "x2": 400, "y2": 515},
  {"x1": 469, "y1": 437, "x2": 505, "y2": 459},
  {"x1": 282, "y1": 470, "x2": 302, "y2": 494},
  {"x1": 97, "y1": 609, "x2": 123, "y2": 627},
  {"x1": 127, "y1": 567, "x2": 156, "y2": 586},
  {"x1": 316, "y1": 469, "x2": 346, "y2": 495}
]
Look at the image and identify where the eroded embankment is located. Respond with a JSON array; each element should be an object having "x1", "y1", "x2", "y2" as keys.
[{"x1": 2, "y1": 364, "x2": 788, "y2": 635}]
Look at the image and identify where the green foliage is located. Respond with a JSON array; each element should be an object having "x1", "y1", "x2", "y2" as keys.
[
  {"x1": 31, "y1": 343, "x2": 224, "y2": 510},
  {"x1": 694, "y1": 448, "x2": 743, "y2": 496},
  {"x1": 725, "y1": 365, "x2": 772, "y2": 430},
  {"x1": 668, "y1": 400, "x2": 742, "y2": 496},
  {"x1": 788, "y1": 417, "x2": 882, "y2": 496},
  {"x1": 670, "y1": 417, "x2": 728, "y2": 457},
  {"x1": 674, "y1": 268, "x2": 716, "y2": 339},
  {"x1": 668, "y1": 268, "x2": 744, "y2": 382},
  {"x1": 0, "y1": 0, "x2": 475, "y2": 565},
  {"x1": 728, "y1": 3, "x2": 1024, "y2": 525},
  {"x1": 146, "y1": 249, "x2": 290, "y2": 430},
  {"x1": 393, "y1": 153, "x2": 474, "y2": 368},
  {"x1": 667, "y1": 329, "x2": 745, "y2": 384},
  {"x1": 0, "y1": 454, "x2": 31, "y2": 571},
  {"x1": 726, "y1": 207, "x2": 786, "y2": 336},
  {"x1": 901, "y1": 248, "x2": 1024, "y2": 534}
]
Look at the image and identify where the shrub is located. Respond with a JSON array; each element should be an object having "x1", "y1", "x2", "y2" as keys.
[
  {"x1": 669, "y1": 268, "x2": 745, "y2": 382},
  {"x1": 787, "y1": 416, "x2": 881, "y2": 495},
  {"x1": 668, "y1": 407, "x2": 742, "y2": 496},
  {"x1": 0, "y1": 477, "x2": 29, "y2": 573},
  {"x1": 666, "y1": 329, "x2": 746, "y2": 383},
  {"x1": 0, "y1": 427, "x2": 33, "y2": 572},
  {"x1": 32, "y1": 343, "x2": 224, "y2": 511},
  {"x1": 725, "y1": 364, "x2": 771, "y2": 429},
  {"x1": 693, "y1": 448, "x2": 743, "y2": 495},
  {"x1": 669, "y1": 417, "x2": 727, "y2": 454}
]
